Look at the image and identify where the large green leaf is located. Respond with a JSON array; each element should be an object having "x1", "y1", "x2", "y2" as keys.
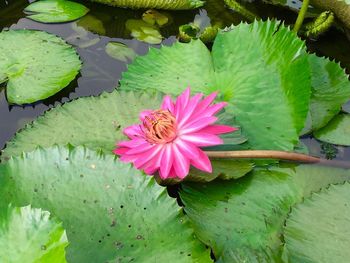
[
  {"x1": 179, "y1": 165, "x2": 350, "y2": 261},
  {"x1": 0, "y1": 205, "x2": 68, "y2": 263},
  {"x1": 0, "y1": 30, "x2": 81, "y2": 105},
  {"x1": 24, "y1": 0, "x2": 89, "y2": 23},
  {"x1": 0, "y1": 146, "x2": 211, "y2": 262},
  {"x1": 120, "y1": 20, "x2": 311, "y2": 151},
  {"x1": 1, "y1": 91, "x2": 162, "y2": 161},
  {"x1": 88, "y1": 0, "x2": 204, "y2": 9},
  {"x1": 1, "y1": 89, "x2": 250, "y2": 182},
  {"x1": 314, "y1": 113, "x2": 350, "y2": 146},
  {"x1": 283, "y1": 183, "x2": 350, "y2": 263},
  {"x1": 302, "y1": 54, "x2": 350, "y2": 134}
]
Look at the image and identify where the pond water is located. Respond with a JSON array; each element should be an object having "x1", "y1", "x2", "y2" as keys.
[{"x1": 1, "y1": 0, "x2": 350, "y2": 161}]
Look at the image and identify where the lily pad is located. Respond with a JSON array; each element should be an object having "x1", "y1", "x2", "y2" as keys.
[
  {"x1": 0, "y1": 205, "x2": 68, "y2": 263},
  {"x1": 89, "y1": 0, "x2": 204, "y2": 9},
  {"x1": 283, "y1": 183, "x2": 350, "y2": 263},
  {"x1": 24, "y1": 0, "x2": 89, "y2": 23},
  {"x1": 179, "y1": 165, "x2": 350, "y2": 261},
  {"x1": 105, "y1": 42, "x2": 137, "y2": 62},
  {"x1": 0, "y1": 30, "x2": 81, "y2": 105},
  {"x1": 126, "y1": 19, "x2": 163, "y2": 44},
  {"x1": 0, "y1": 146, "x2": 211, "y2": 262},
  {"x1": 120, "y1": 20, "x2": 311, "y2": 151},
  {"x1": 314, "y1": 113, "x2": 350, "y2": 146},
  {"x1": 302, "y1": 54, "x2": 350, "y2": 134},
  {"x1": 1, "y1": 90, "x2": 162, "y2": 160},
  {"x1": 1, "y1": 89, "x2": 250, "y2": 182}
]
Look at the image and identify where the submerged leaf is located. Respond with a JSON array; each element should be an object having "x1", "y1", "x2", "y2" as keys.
[
  {"x1": 180, "y1": 165, "x2": 350, "y2": 261},
  {"x1": 0, "y1": 146, "x2": 211, "y2": 262},
  {"x1": 142, "y1": 9, "x2": 169, "y2": 26},
  {"x1": 126, "y1": 19, "x2": 163, "y2": 44},
  {"x1": 314, "y1": 113, "x2": 350, "y2": 146},
  {"x1": 0, "y1": 205, "x2": 68, "y2": 263},
  {"x1": 283, "y1": 183, "x2": 350, "y2": 263},
  {"x1": 24, "y1": 0, "x2": 89, "y2": 23},
  {"x1": 105, "y1": 42, "x2": 137, "y2": 62},
  {"x1": 0, "y1": 30, "x2": 81, "y2": 105}
]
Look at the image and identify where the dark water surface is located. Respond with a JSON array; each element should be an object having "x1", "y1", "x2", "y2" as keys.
[{"x1": 0, "y1": 0, "x2": 350, "y2": 160}]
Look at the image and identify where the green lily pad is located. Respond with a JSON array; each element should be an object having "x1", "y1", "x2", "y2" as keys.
[
  {"x1": 126, "y1": 19, "x2": 163, "y2": 44},
  {"x1": 1, "y1": 90, "x2": 162, "y2": 160},
  {"x1": 0, "y1": 146, "x2": 211, "y2": 262},
  {"x1": 1, "y1": 89, "x2": 250, "y2": 182},
  {"x1": 314, "y1": 113, "x2": 350, "y2": 146},
  {"x1": 89, "y1": 0, "x2": 204, "y2": 9},
  {"x1": 302, "y1": 54, "x2": 350, "y2": 134},
  {"x1": 0, "y1": 30, "x2": 81, "y2": 105},
  {"x1": 0, "y1": 205, "x2": 68, "y2": 263},
  {"x1": 179, "y1": 165, "x2": 350, "y2": 261},
  {"x1": 283, "y1": 183, "x2": 350, "y2": 263},
  {"x1": 105, "y1": 42, "x2": 137, "y2": 62},
  {"x1": 120, "y1": 20, "x2": 311, "y2": 151},
  {"x1": 24, "y1": 0, "x2": 89, "y2": 23}
]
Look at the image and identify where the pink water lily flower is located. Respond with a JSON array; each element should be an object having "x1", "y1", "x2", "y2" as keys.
[{"x1": 114, "y1": 88, "x2": 238, "y2": 180}]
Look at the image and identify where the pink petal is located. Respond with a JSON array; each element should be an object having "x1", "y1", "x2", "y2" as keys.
[
  {"x1": 118, "y1": 139, "x2": 145, "y2": 148},
  {"x1": 126, "y1": 142, "x2": 156, "y2": 155},
  {"x1": 203, "y1": 102, "x2": 227, "y2": 117},
  {"x1": 143, "y1": 147, "x2": 164, "y2": 175},
  {"x1": 167, "y1": 167, "x2": 178, "y2": 178},
  {"x1": 133, "y1": 145, "x2": 163, "y2": 169},
  {"x1": 181, "y1": 133, "x2": 223, "y2": 147},
  {"x1": 139, "y1": 110, "x2": 153, "y2": 121},
  {"x1": 196, "y1": 91, "x2": 218, "y2": 112},
  {"x1": 180, "y1": 116, "x2": 218, "y2": 134},
  {"x1": 159, "y1": 144, "x2": 173, "y2": 179},
  {"x1": 172, "y1": 143, "x2": 190, "y2": 179},
  {"x1": 177, "y1": 93, "x2": 203, "y2": 128},
  {"x1": 113, "y1": 147, "x2": 128, "y2": 155},
  {"x1": 200, "y1": 125, "x2": 238, "y2": 135},
  {"x1": 123, "y1": 125, "x2": 143, "y2": 138},
  {"x1": 174, "y1": 139, "x2": 199, "y2": 159},
  {"x1": 161, "y1": 95, "x2": 174, "y2": 113},
  {"x1": 191, "y1": 149, "x2": 212, "y2": 173},
  {"x1": 174, "y1": 88, "x2": 191, "y2": 119}
]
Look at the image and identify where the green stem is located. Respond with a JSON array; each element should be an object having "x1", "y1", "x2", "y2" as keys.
[{"x1": 293, "y1": 0, "x2": 310, "y2": 33}]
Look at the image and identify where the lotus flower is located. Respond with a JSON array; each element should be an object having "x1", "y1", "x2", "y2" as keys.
[{"x1": 114, "y1": 88, "x2": 237, "y2": 179}]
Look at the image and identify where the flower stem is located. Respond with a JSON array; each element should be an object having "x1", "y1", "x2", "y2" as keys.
[
  {"x1": 205, "y1": 150, "x2": 350, "y2": 169},
  {"x1": 293, "y1": 0, "x2": 310, "y2": 33},
  {"x1": 205, "y1": 150, "x2": 319, "y2": 163}
]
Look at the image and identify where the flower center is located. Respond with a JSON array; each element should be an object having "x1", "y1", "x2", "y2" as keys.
[{"x1": 143, "y1": 110, "x2": 177, "y2": 144}]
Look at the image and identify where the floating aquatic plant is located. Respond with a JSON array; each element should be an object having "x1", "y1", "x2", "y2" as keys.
[
  {"x1": 0, "y1": 146, "x2": 211, "y2": 262},
  {"x1": 125, "y1": 19, "x2": 163, "y2": 44},
  {"x1": 0, "y1": 30, "x2": 81, "y2": 105},
  {"x1": 24, "y1": 0, "x2": 89, "y2": 23},
  {"x1": 114, "y1": 88, "x2": 237, "y2": 179},
  {"x1": 0, "y1": 205, "x2": 68, "y2": 263}
]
